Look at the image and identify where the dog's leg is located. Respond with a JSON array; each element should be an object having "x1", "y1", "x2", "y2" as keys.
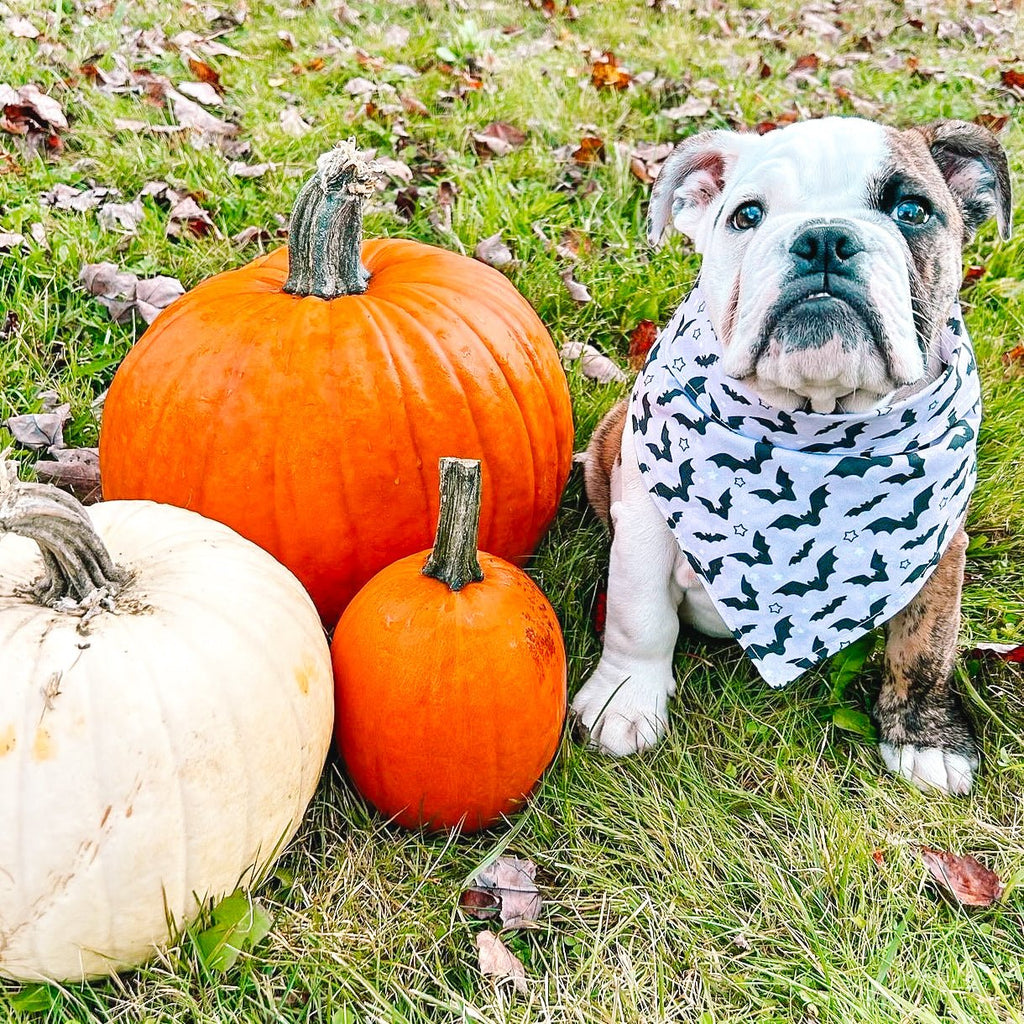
[
  {"x1": 572, "y1": 422, "x2": 683, "y2": 756},
  {"x1": 876, "y1": 526, "x2": 977, "y2": 795}
]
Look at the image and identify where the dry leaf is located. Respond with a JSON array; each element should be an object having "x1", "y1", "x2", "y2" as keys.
[
  {"x1": 232, "y1": 225, "x2": 272, "y2": 246},
  {"x1": 463, "y1": 856, "x2": 542, "y2": 928},
  {"x1": 279, "y1": 106, "x2": 311, "y2": 137},
  {"x1": 0, "y1": 83, "x2": 68, "y2": 134},
  {"x1": 97, "y1": 199, "x2": 145, "y2": 234},
  {"x1": 628, "y1": 319, "x2": 658, "y2": 370},
  {"x1": 662, "y1": 97, "x2": 712, "y2": 120},
  {"x1": 170, "y1": 90, "x2": 233, "y2": 137},
  {"x1": 228, "y1": 161, "x2": 272, "y2": 178},
  {"x1": 134, "y1": 276, "x2": 186, "y2": 323},
  {"x1": 5, "y1": 16, "x2": 39, "y2": 39},
  {"x1": 474, "y1": 233, "x2": 513, "y2": 268},
  {"x1": 35, "y1": 448, "x2": 101, "y2": 504},
  {"x1": 166, "y1": 196, "x2": 218, "y2": 238},
  {"x1": 559, "y1": 270, "x2": 592, "y2": 304},
  {"x1": 560, "y1": 342, "x2": 627, "y2": 383},
  {"x1": 177, "y1": 81, "x2": 223, "y2": 107},
  {"x1": 920, "y1": 847, "x2": 1004, "y2": 907},
  {"x1": 40, "y1": 184, "x2": 117, "y2": 212},
  {"x1": 4, "y1": 406, "x2": 70, "y2": 452},
  {"x1": 428, "y1": 180, "x2": 457, "y2": 233},
  {"x1": 472, "y1": 121, "x2": 527, "y2": 158},
  {"x1": 475, "y1": 931, "x2": 528, "y2": 994},
  {"x1": 79, "y1": 262, "x2": 184, "y2": 324},
  {"x1": 0, "y1": 232, "x2": 25, "y2": 251},
  {"x1": 590, "y1": 51, "x2": 632, "y2": 90},
  {"x1": 965, "y1": 641, "x2": 1024, "y2": 662},
  {"x1": 187, "y1": 57, "x2": 224, "y2": 92},
  {"x1": 571, "y1": 135, "x2": 605, "y2": 165}
]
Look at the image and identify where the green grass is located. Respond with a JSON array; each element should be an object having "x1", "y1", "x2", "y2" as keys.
[{"x1": 2, "y1": 0, "x2": 1024, "y2": 1021}]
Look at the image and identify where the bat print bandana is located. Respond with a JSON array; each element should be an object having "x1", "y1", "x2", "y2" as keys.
[{"x1": 632, "y1": 286, "x2": 980, "y2": 688}]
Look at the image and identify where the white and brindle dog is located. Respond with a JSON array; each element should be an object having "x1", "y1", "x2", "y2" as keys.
[{"x1": 573, "y1": 116, "x2": 1011, "y2": 796}]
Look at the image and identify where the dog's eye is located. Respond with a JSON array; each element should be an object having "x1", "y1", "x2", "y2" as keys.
[
  {"x1": 730, "y1": 202, "x2": 765, "y2": 230},
  {"x1": 892, "y1": 197, "x2": 931, "y2": 226}
]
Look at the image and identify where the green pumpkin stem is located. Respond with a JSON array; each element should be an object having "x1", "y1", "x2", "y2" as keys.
[
  {"x1": 283, "y1": 140, "x2": 382, "y2": 299},
  {"x1": 0, "y1": 462, "x2": 124, "y2": 608},
  {"x1": 421, "y1": 458, "x2": 485, "y2": 592}
]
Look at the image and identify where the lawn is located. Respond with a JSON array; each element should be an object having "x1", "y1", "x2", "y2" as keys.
[{"x1": 2, "y1": 0, "x2": 1024, "y2": 1021}]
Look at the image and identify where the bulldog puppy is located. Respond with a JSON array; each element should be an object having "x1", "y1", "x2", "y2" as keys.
[{"x1": 573, "y1": 117, "x2": 1011, "y2": 795}]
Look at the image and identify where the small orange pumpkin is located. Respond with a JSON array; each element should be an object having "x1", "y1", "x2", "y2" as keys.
[
  {"x1": 332, "y1": 457, "x2": 566, "y2": 832},
  {"x1": 99, "y1": 143, "x2": 573, "y2": 624}
]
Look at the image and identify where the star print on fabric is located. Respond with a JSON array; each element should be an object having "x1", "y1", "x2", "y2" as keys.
[
  {"x1": 900, "y1": 559, "x2": 911, "y2": 569},
  {"x1": 939, "y1": 496, "x2": 949, "y2": 509},
  {"x1": 733, "y1": 524, "x2": 748, "y2": 536},
  {"x1": 843, "y1": 530, "x2": 858, "y2": 541},
  {"x1": 768, "y1": 603, "x2": 782, "y2": 614},
  {"x1": 643, "y1": 374, "x2": 654, "y2": 385},
  {"x1": 693, "y1": 329, "x2": 701, "y2": 339},
  {"x1": 928, "y1": 399, "x2": 938, "y2": 411},
  {"x1": 678, "y1": 438, "x2": 690, "y2": 452},
  {"x1": 734, "y1": 476, "x2": 746, "y2": 488},
  {"x1": 672, "y1": 357, "x2": 686, "y2": 371}
]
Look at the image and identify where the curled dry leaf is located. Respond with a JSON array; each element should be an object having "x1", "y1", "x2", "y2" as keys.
[
  {"x1": 35, "y1": 448, "x2": 102, "y2": 504},
  {"x1": 0, "y1": 83, "x2": 68, "y2": 134},
  {"x1": 134, "y1": 277, "x2": 186, "y2": 323},
  {"x1": 628, "y1": 319, "x2": 658, "y2": 369},
  {"x1": 590, "y1": 50, "x2": 632, "y2": 90},
  {"x1": 5, "y1": 16, "x2": 39, "y2": 39},
  {"x1": 560, "y1": 342, "x2": 627, "y2": 384},
  {"x1": 0, "y1": 233, "x2": 26, "y2": 252},
  {"x1": 559, "y1": 270, "x2": 592, "y2": 304},
  {"x1": 279, "y1": 106, "x2": 311, "y2": 137},
  {"x1": 177, "y1": 81, "x2": 223, "y2": 108},
  {"x1": 965, "y1": 641, "x2": 1024, "y2": 663},
  {"x1": 474, "y1": 233, "x2": 513, "y2": 268},
  {"x1": 919, "y1": 847, "x2": 1004, "y2": 907},
  {"x1": 79, "y1": 262, "x2": 184, "y2": 325},
  {"x1": 662, "y1": 97, "x2": 712, "y2": 120},
  {"x1": 462, "y1": 856, "x2": 542, "y2": 929},
  {"x1": 572, "y1": 135, "x2": 605, "y2": 165},
  {"x1": 4, "y1": 405, "x2": 71, "y2": 452},
  {"x1": 475, "y1": 931, "x2": 528, "y2": 994},
  {"x1": 228, "y1": 161, "x2": 272, "y2": 179},
  {"x1": 472, "y1": 121, "x2": 527, "y2": 158},
  {"x1": 97, "y1": 199, "x2": 145, "y2": 234},
  {"x1": 166, "y1": 196, "x2": 219, "y2": 239},
  {"x1": 187, "y1": 57, "x2": 224, "y2": 93},
  {"x1": 428, "y1": 180, "x2": 457, "y2": 234}
]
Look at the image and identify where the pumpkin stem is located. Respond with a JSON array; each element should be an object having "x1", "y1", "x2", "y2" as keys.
[
  {"x1": 283, "y1": 139, "x2": 383, "y2": 299},
  {"x1": 0, "y1": 463, "x2": 125, "y2": 608},
  {"x1": 422, "y1": 458, "x2": 485, "y2": 592}
]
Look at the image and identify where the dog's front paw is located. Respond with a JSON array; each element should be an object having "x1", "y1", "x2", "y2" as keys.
[
  {"x1": 878, "y1": 741, "x2": 978, "y2": 796},
  {"x1": 570, "y1": 663, "x2": 672, "y2": 756}
]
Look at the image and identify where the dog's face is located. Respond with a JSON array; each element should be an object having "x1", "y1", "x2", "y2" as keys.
[{"x1": 648, "y1": 117, "x2": 1011, "y2": 412}]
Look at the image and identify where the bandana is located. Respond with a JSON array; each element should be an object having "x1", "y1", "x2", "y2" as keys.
[{"x1": 632, "y1": 286, "x2": 980, "y2": 688}]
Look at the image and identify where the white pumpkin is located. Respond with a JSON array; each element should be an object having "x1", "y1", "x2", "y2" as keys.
[{"x1": 0, "y1": 469, "x2": 334, "y2": 982}]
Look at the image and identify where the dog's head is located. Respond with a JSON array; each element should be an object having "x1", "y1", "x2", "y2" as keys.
[{"x1": 648, "y1": 117, "x2": 1011, "y2": 412}]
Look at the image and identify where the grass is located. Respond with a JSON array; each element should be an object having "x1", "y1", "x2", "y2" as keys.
[{"x1": 2, "y1": 0, "x2": 1024, "y2": 1020}]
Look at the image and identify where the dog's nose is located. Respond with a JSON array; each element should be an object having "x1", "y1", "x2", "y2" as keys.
[{"x1": 789, "y1": 225, "x2": 864, "y2": 277}]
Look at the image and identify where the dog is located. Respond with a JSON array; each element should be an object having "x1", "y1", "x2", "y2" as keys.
[{"x1": 573, "y1": 116, "x2": 1011, "y2": 796}]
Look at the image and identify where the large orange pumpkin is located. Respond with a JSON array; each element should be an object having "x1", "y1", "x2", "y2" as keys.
[
  {"x1": 332, "y1": 458, "x2": 567, "y2": 832},
  {"x1": 99, "y1": 143, "x2": 574, "y2": 624}
]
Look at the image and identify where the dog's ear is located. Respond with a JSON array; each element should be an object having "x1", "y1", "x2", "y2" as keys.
[
  {"x1": 647, "y1": 130, "x2": 755, "y2": 247},
  {"x1": 913, "y1": 120, "x2": 1012, "y2": 241}
]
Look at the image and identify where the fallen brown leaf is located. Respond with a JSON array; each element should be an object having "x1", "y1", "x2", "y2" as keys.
[
  {"x1": 559, "y1": 270, "x2": 592, "y2": 304},
  {"x1": 4, "y1": 405, "x2": 70, "y2": 452},
  {"x1": 561, "y1": 342, "x2": 627, "y2": 383},
  {"x1": 188, "y1": 57, "x2": 224, "y2": 93},
  {"x1": 571, "y1": 135, "x2": 605, "y2": 165},
  {"x1": 919, "y1": 847, "x2": 1004, "y2": 907},
  {"x1": 628, "y1": 319, "x2": 658, "y2": 370},
  {"x1": 35, "y1": 448, "x2": 101, "y2": 504},
  {"x1": 474, "y1": 233, "x2": 513, "y2": 268},
  {"x1": 475, "y1": 931, "x2": 528, "y2": 994},
  {"x1": 473, "y1": 121, "x2": 527, "y2": 158},
  {"x1": 463, "y1": 856, "x2": 541, "y2": 929},
  {"x1": 590, "y1": 51, "x2": 632, "y2": 90}
]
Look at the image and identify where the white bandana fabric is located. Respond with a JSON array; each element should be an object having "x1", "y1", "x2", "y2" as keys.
[{"x1": 632, "y1": 287, "x2": 980, "y2": 688}]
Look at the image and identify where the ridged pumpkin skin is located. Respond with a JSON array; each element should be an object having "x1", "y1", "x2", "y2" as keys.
[
  {"x1": 332, "y1": 549, "x2": 567, "y2": 831},
  {"x1": 99, "y1": 238, "x2": 573, "y2": 624},
  {"x1": 0, "y1": 500, "x2": 334, "y2": 982}
]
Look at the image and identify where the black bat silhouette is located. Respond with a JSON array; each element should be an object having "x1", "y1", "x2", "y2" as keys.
[
  {"x1": 686, "y1": 376, "x2": 709, "y2": 397},
  {"x1": 696, "y1": 488, "x2": 733, "y2": 520},
  {"x1": 695, "y1": 352, "x2": 719, "y2": 367},
  {"x1": 745, "y1": 616, "x2": 795, "y2": 660},
  {"x1": 751, "y1": 466, "x2": 796, "y2": 503},
  {"x1": 694, "y1": 531, "x2": 727, "y2": 543},
  {"x1": 827, "y1": 455, "x2": 894, "y2": 480},
  {"x1": 646, "y1": 422, "x2": 673, "y2": 462},
  {"x1": 721, "y1": 383, "x2": 752, "y2": 406},
  {"x1": 774, "y1": 546, "x2": 838, "y2": 596},
  {"x1": 721, "y1": 576, "x2": 759, "y2": 611},
  {"x1": 873, "y1": 406, "x2": 919, "y2": 441},
  {"x1": 882, "y1": 452, "x2": 925, "y2": 485},
  {"x1": 657, "y1": 387, "x2": 685, "y2": 407},
  {"x1": 769, "y1": 484, "x2": 829, "y2": 531},
  {"x1": 803, "y1": 421, "x2": 868, "y2": 454},
  {"x1": 810, "y1": 594, "x2": 846, "y2": 622},
  {"x1": 789, "y1": 537, "x2": 814, "y2": 565},
  {"x1": 729, "y1": 531, "x2": 770, "y2": 566},
  {"x1": 748, "y1": 410, "x2": 799, "y2": 435},
  {"x1": 634, "y1": 392, "x2": 654, "y2": 434},
  {"x1": 946, "y1": 413, "x2": 975, "y2": 450},
  {"x1": 709, "y1": 440, "x2": 773, "y2": 475},
  {"x1": 901, "y1": 523, "x2": 939, "y2": 550},
  {"x1": 941, "y1": 459, "x2": 970, "y2": 491},
  {"x1": 848, "y1": 493, "x2": 886, "y2": 517},
  {"x1": 668, "y1": 510, "x2": 684, "y2": 528},
  {"x1": 865, "y1": 483, "x2": 934, "y2": 535},
  {"x1": 702, "y1": 556, "x2": 725, "y2": 582},
  {"x1": 652, "y1": 459, "x2": 696, "y2": 503},
  {"x1": 831, "y1": 595, "x2": 889, "y2": 632},
  {"x1": 844, "y1": 550, "x2": 889, "y2": 586},
  {"x1": 671, "y1": 412, "x2": 711, "y2": 436}
]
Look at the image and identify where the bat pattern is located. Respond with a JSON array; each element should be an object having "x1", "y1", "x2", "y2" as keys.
[
  {"x1": 709, "y1": 440, "x2": 774, "y2": 475},
  {"x1": 901, "y1": 523, "x2": 940, "y2": 549},
  {"x1": 802, "y1": 421, "x2": 868, "y2": 453},
  {"x1": 847, "y1": 493, "x2": 886, "y2": 516},
  {"x1": 830, "y1": 595, "x2": 889, "y2": 632},
  {"x1": 751, "y1": 466, "x2": 796, "y2": 503},
  {"x1": 745, "y1": 616, "x2": 795, "y2": 660},
  {"x1": 844, "y1": 550, "x2": 889, "y2": 586},
  {"x1": 729, "y1": 531, "x2": 771, "y2": 566},
  {"x1": 696, "y1": 487, "x2": 733, "y2": 520},
  {"x1": 693, "y1": 531, "x2": 727, "y2": 543},
  {"x1": 721, "y1": 383, "x2": 752, "y2": 406},
  {"x1": 864, "y1": 484, "x2": 935, "y2": 534},
  {"x1": 646, "y1": 422, "x2": 673, "y2": 462},
  {"x1": 652, "y1": 459, "x2": 696, "y2": 503},
  {"x1": 721, "y1": 576, "x2": 759, "y2": 611},
  {"x1": 810, "y1": 594, "x2": 846, "y2": 621},
  {"x1": 774, "y1": 547, "x2": 838, "y2": 596},
  {"x1": 671, "y1": 412, "x2": 712, "y2": 436},
  {"x1": 882, "y1": 452, "x2": 925, "y2": 485},
  {"x1": 872, "y1": 407, "x2": 918, "y2": 441},
  {"x1": 695, "y1": 352, "x2": 719, "y2": 367},
  {"x1": 769, "y1": 484, "x2": 829, "y2": 530},
  {"x1": 657, "y1": 387, "x2": 685, "y2": 407},
  {"x1": 634, "y1": 392, "x2": 654, "y2": 434},
  {"x1": 788, "y1": 537, "x2": 814, "y2": 564}
]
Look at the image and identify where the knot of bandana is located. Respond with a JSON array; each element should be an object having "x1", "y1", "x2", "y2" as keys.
[{"x1": 632, "y1": 287, "x2": 980, "y2": 687}]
